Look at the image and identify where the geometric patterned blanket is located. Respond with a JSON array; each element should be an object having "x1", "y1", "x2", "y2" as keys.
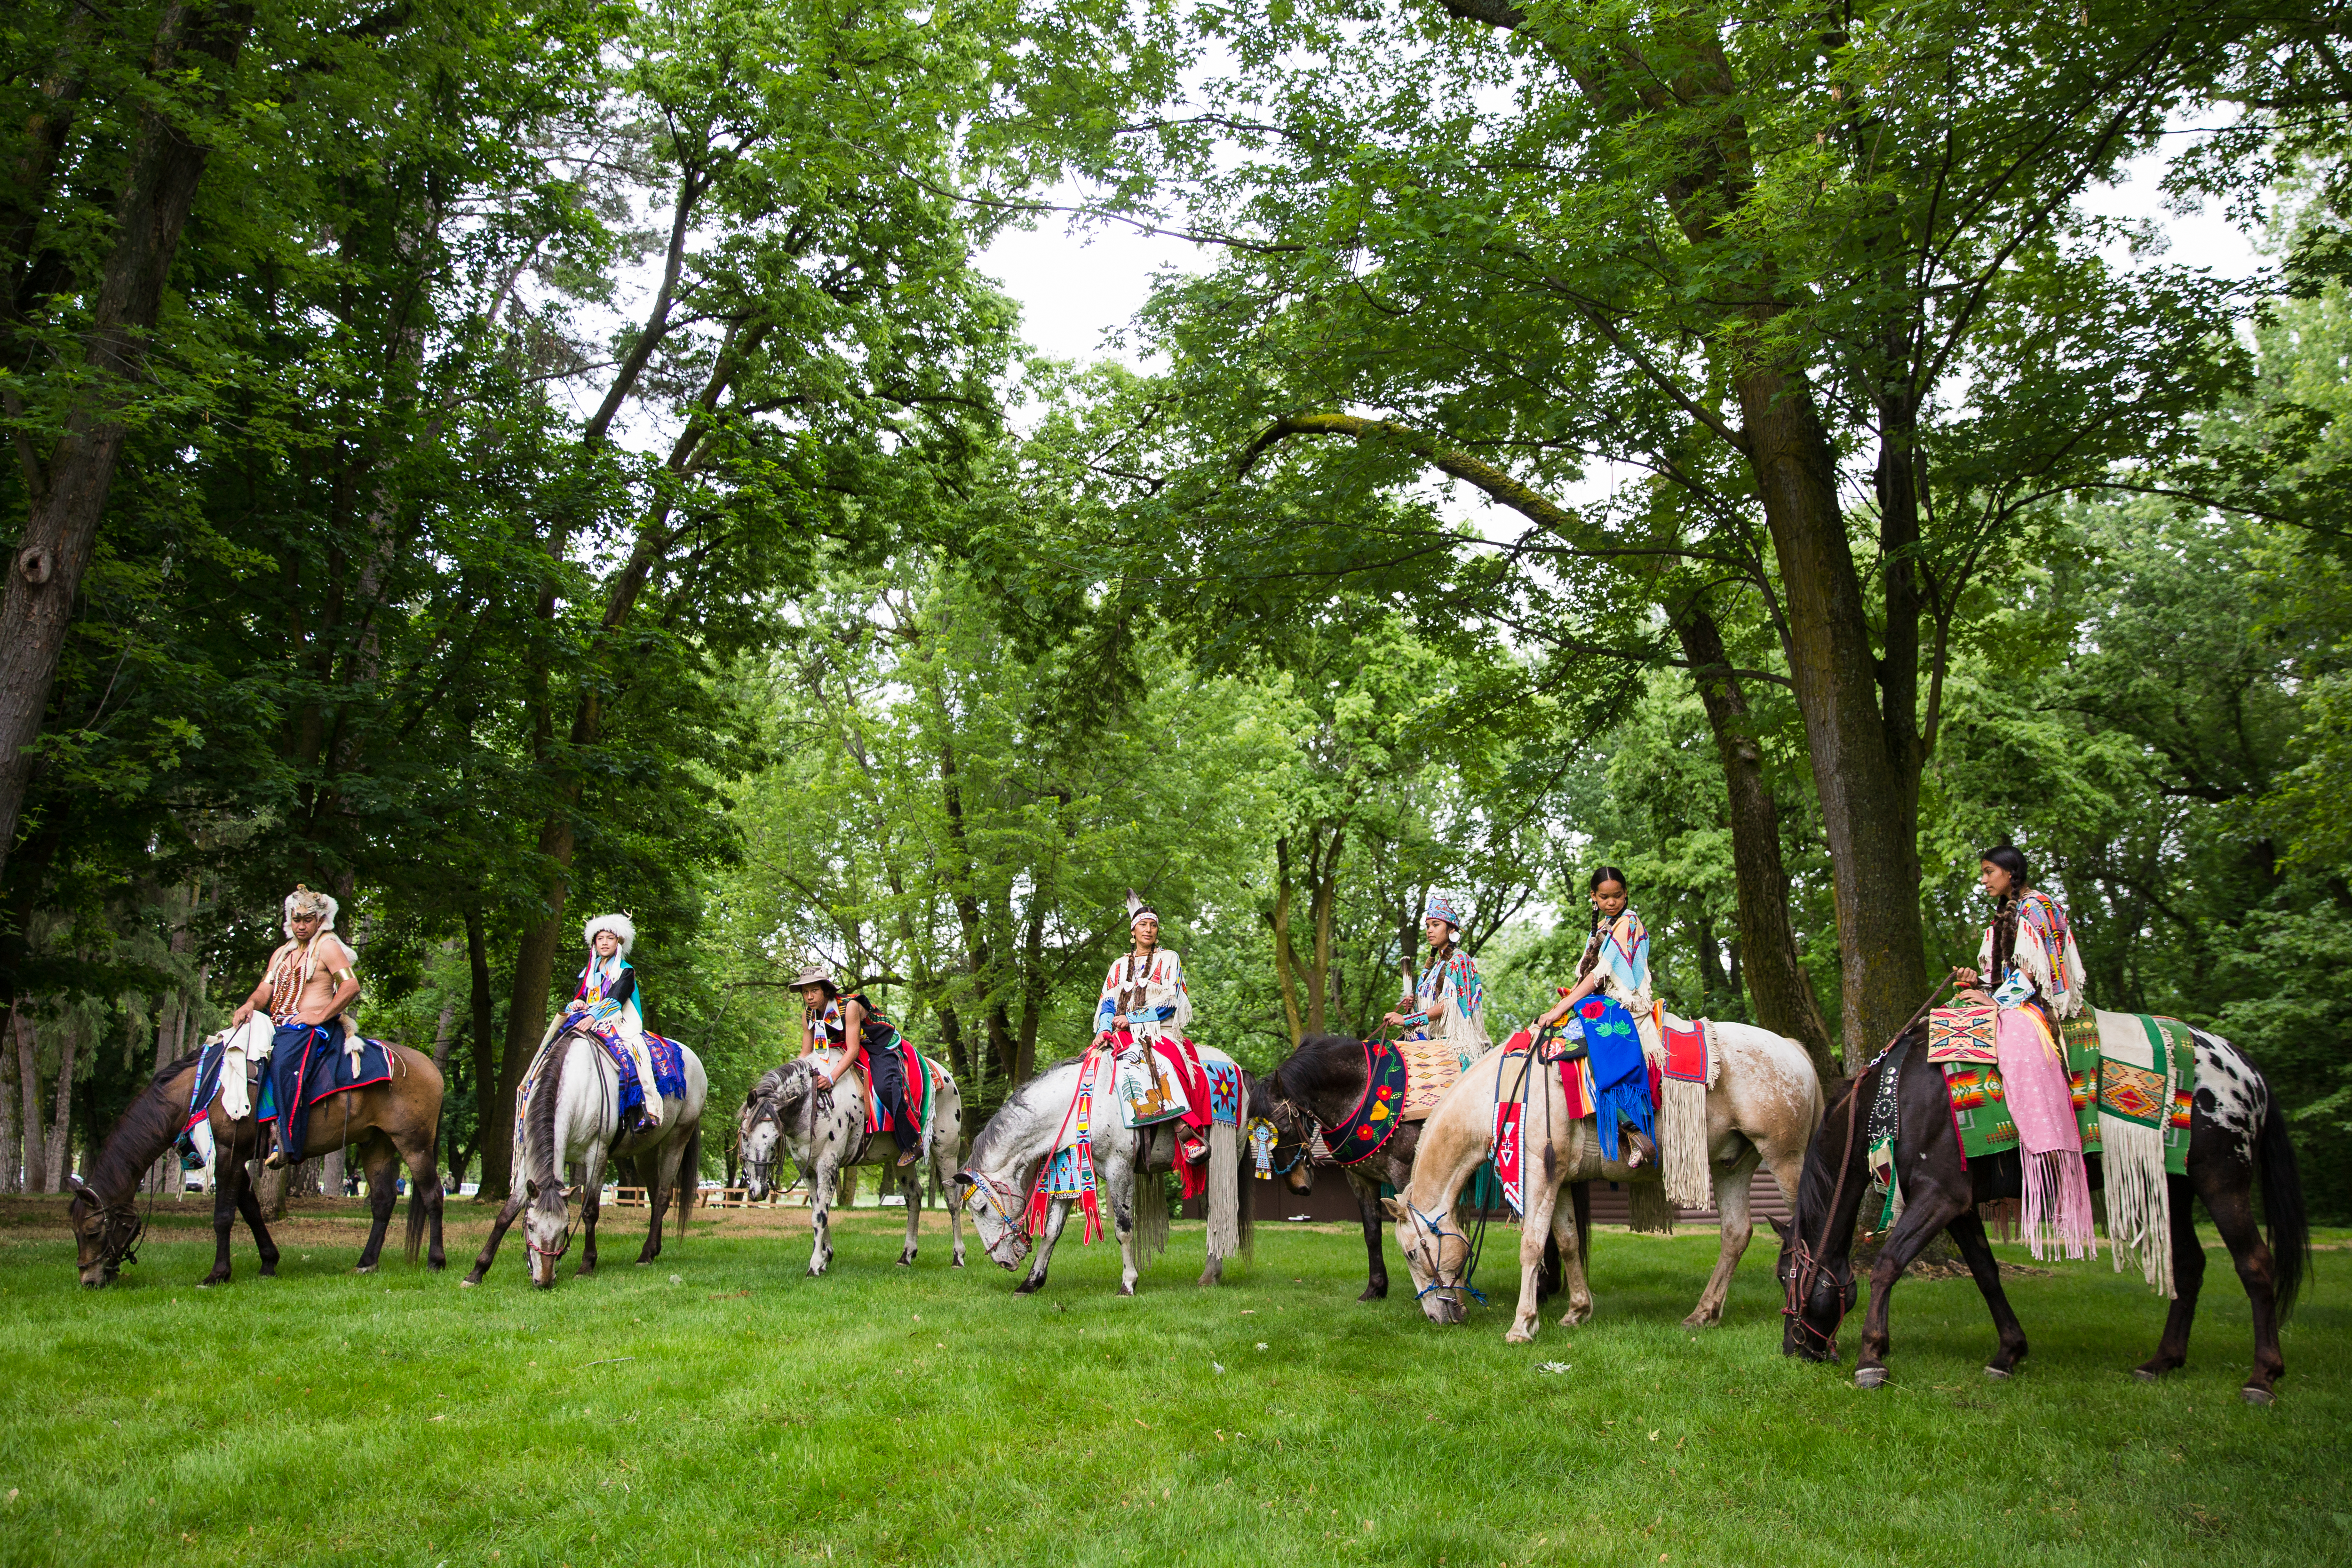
[{"x1": 1940, "y1": 1011, "x2": 2195, "y2": 1176}]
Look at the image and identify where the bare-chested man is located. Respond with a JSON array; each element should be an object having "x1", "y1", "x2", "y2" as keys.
[{"x1": 230, "y1": 885, "x2": 361, "y2": 1169}]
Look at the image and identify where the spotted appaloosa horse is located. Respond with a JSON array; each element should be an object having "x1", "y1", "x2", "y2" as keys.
[
  {"x1": 1777, "y1": 1014, "x2": 2309, "y2": 1401},
  {"x1": 462, "y1": 1027, "x2": 708, "y2": 1289},
  {"x1": 736, "y1": 1052, "x2": 966, "y2": 1275},
  {"x1": 953, "y1": 1047, "x2": 1254, "y2": 1296},
  {"x1": 1376, "y1": 1019, "x2": 1822, "y2": 1341}
]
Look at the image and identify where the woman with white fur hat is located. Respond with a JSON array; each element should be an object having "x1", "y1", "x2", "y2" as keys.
[{"x1": 567, "y1": 913, "x2": 662, "y2": 1129}]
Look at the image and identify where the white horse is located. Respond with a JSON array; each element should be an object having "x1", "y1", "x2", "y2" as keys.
[
  {"x1": 462, "y1": 1026, "x2": 709, "y2": 1289},
  {"x1": 736, "y1": 1051, "x2": 966, "y2": 1275},
  {"x1": 1387, "y1": 1020, "x2": 1822, "y2": 1340},
  {"x1": 954, "y1": 1046, "x2": 1253, "y2": 1296}
]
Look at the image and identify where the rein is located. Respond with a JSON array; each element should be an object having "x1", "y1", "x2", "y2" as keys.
[
  {"x1": 1401, "y1": 1200, "x2": 1489, "y2": 1307},
  {"x1": 1782, "y1": 978, "x2": 1953, "y2": 1355}
]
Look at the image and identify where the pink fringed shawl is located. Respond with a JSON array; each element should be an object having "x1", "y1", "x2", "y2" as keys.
[{"x1": 1995, "y1": 1006, "x2": 2097, "y2": 1258}]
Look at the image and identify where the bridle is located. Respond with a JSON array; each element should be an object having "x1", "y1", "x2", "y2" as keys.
[
  {"x1": 957, "y1": 1169, "x2": 1032, "y2": 1265},
  {"x1": 1781, "y1": 979, "x2": 1951, "y2": 1358},
  {"x1": 1399, "y1": 1199, "x2": 1487, "y2": 1307},
  {"x1": 739, "y1": 1094, "x2": 782, "y2": 1194}
]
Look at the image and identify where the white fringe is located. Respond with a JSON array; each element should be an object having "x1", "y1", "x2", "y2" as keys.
[
  {"x1": 2104, "y1": 1118, "x2": 2172, "y2": 1294},
  {"x1": 1205, "y1": 1118, "x2": 1242, "y2": 1262}
]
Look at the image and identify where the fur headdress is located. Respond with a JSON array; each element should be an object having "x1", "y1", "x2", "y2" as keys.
[
  {"x1": 1126, "y1": 889, "x2": 1160, "y2": 930},
  {"x1": 282, "y1": 884, "x2": 339, "y2": 939},
  {"x1": 582, "y1": 913, "x2": 636, "y2": 957}
]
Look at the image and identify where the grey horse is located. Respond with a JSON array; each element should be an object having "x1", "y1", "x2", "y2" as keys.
[{"x1": 737, "y1": 1053, "x2": 966, "y2": 1275}]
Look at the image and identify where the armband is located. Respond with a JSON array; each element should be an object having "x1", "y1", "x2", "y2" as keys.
[{"x1": 332, "y1": 967, "x2": 357, "y2": 984}]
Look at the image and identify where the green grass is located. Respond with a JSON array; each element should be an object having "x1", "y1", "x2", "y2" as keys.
[{"x1": 0, "y1": 1196, "x2": 2343, "y2": 1567}]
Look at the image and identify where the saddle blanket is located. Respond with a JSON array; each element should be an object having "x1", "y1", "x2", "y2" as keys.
[
  {"x1": 1941, "y1": 1012, "x2": 2194, "y2": 1175},
  {"x1": 1926, "y1": 1004, "x2": 2000, "y2": 1064},
  {"x1": 1396, "y1": 1033, "x2": 1464, "y2": 1121},
  {"x1": 256, "y1": 1035, "x2": 395, "y2": 1125},
  {"x1": 557, "y1": 1011, "x2": 687, "y2": 1122}
]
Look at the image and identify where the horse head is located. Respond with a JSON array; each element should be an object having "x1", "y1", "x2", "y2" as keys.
[
  {"x1": 1772, "y1": 1211, "x2": 1856, "y2": 1361},
  {"x1": 1383, "y1": 1194, "x2": 1470, "y2": 1326},
  {"x1": 522, "y1": 1177, "x2": 580, "y2": 1289},
  {"x1": 738, "y1": 1060, "x2": 822, "y2": 1199},
  {"x1": 953, "y1": 1169, "x2": 1032, "y2": 1271},
  {"x1": 64, "y1": 1173, "x2": 141, "y2": 1289},
  {"x1": 1247, "y1": 1075, "x2": 1318, "y2": 1197}
]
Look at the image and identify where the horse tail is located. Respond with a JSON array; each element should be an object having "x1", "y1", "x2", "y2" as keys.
[
  {"x1": 675, "y1": 1118, "x2": 703, "y2": 1242},
  {"x1": 1232, "y1": 1083, "x2": 1255, "y2": 1264},
  {"x1": 2257, "y1": 1090, "x2": 2310, "y2": 1321}
]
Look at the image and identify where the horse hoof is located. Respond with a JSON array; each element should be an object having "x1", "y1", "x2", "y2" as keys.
[
  {"x1": 2241, "y1": 1385, "x2": 2276, "y2": 1407},
  {"x1": 458, "y1": 1278, "x2": 477, "y2": 1289},
  {"x1": 1855, "y1": 1367, "x2": 1888, "y2": 1389},
  {"x1": 1984, "y1": 1366, "x2": 2012, "y2": 1382},
  {"x1": 1505, "y1": 1328, "x2": 1536, "y2": 1345},
  {"x1": 2132, "y1": 1368, "x2": 2160, "y2": 1383},
  {"x1": 354, "y1": 1265, "x2": 376, "y2": 1275},
  {"x1": 1117, "y1": 1283, "x2": 1136, "y2": 1297}
]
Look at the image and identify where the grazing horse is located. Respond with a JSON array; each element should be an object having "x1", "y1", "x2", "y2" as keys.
[
  {"x1": 462, "y1": 1027, "x2": 708, "y2": 1289},
  {"x1": 954, "y1": 1047, "x2": 1254, "y2": 1296},
  {"x1": 1383, "y1": 1021, "x2": 1821, "y2": 1340},
  {"x1": 736, "y1": 1052, "x2": 967, "y2": 1274},
  {"x1": 65, "y1": 1041, "x2": 447, "y2": 1288},
  {"x1": 1776, "y1": 1016, "x2": 2310, "y2": 1401}
]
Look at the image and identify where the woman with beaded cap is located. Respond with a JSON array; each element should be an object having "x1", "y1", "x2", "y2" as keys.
[
  {"x1": 1383, "y1": 891, "x2": 1490, "y2": 1070},
  {"x1": 566, "y1": 914, "x2": 662, "y2": 1130}
]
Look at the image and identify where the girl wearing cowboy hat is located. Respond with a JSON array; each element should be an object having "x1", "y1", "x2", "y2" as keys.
[
  {"x1": 795, "y1": 967, "x2": 922, "y2": 1167},
  {"x1": 573, "y1": 914, "x2": 662, "y2": 1129}
]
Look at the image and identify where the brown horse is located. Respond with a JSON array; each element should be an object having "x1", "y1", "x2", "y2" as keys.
[{"x1": 65, "y1": 1042, "x2": 448, "y2": 1288}]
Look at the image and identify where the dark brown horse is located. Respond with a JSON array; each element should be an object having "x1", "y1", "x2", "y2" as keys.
[
  {"x1": 65, "y1": 1042, "x2": 448, "y2": 1288},
  {"x1": 1776, "y1": 1016, "x2": 2309, "y2": 1401}
]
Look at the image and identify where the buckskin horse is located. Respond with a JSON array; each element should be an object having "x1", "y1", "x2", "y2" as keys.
[
  {"x1": 954, "y1": 1046, "x2": 1254, "y2": 1296},
  {"x1": 737, "y1": 1051, "x2": 967, "y2": 1275},
  {"x1": 1367, "y1": 1019, "x2": 1822, "y2": 1340},
  {"x1": 462, "y1": 1025, "x2": 708, "y2": 1289},
  {"x1": 65, "y1": 1040, "x2": 447, "y2": 1288},
  {"x1": 1776, "y1": 1013, "x2": 2309, "y2": 1401}
]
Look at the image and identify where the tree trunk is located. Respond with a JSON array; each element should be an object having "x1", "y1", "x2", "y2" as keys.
[
  {"x1": 0, "y1": 1004, "x2": 17, "y2": 1193},
  {"x1": 1675, "y1": 603, "x2": 1838, "y2": 1077},
  {"x1": 0, "y1": 2, "x2": 257, "y2": 885},
  {"x1": 12, "y1": 1003, "x2": 42, "y2": 1191},
  {"x1": 1735, "y1": 372, "x2": 1928, "y2": 1059},
  {"x1": 479, "y1": 896, "x2": 535, "y2": 1202},
  {"x1": 44, "y1": 1014, "x2": 76, "y2": 1192},
  {"x1": 1267, "y1": 835, "x2": 1306, "y2": 1047}
]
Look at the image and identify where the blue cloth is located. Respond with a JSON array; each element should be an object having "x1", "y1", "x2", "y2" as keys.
[
  {"x1": 260, "y1": 1022, "x2": 393, "y2": 1155},
  {"x1": 1574, "y1": 995, "x2": 1656, "y2": 1163},
  {"x1": 557, "y1": 1010, "x2": 687, "y2": 1123}
]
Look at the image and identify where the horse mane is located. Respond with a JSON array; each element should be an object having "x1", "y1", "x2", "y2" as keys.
[
  {"x1": 1796, "y1": 1025, "x2": 1922, "y2": 1232},
  {"x1": 85, "y1": 1049, "x2": 207, "y2": 1202},
  {"x1": 526, "y1": 1035, "x2": 570, "y2": 1206},
  {"x1": 966, "y1": 1053, "x2": 1086, "y2": 1171},
  {"x1": 1271, "y1": 1032, "x2": 1366, "y2": 1109}
]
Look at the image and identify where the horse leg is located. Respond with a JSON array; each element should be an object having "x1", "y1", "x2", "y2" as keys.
[
  {"x1": 2135, "y1": 1173, "x2": 2207, "y2": 1383},
  {"x1": 2196, "y1": 1164, "x2": 2285, "y2": 1402},
  {"x1": 1507, "y1": 1182, "x2": 1565, "y2": 1343},
  {"x1": 580, "y1": 1144, "x2": 607, "y2": 1276},
  {"x1": 1349, "y1": 1169, "x2": 1388, "y2": 1301},
  {"x1": 1853, "y1": 1180, "x2": 1971, "y2": 1388},
  {"x1": 462, "y1": 1192, "x2": 529, "y2": 1286},
  {"x1": 1015, "y1": 1197, "x2": 1071, "y2": 1295},
  {"x1": 352, "y1": 1132, "x2": 400, "y2": 1273},
  {"x1": 1112, "y1": 1169, "x2": 1140, "y2": 1297},
  {"x1": 807, "y1": 1156, "x2": 836, "y2": 1277},
  {"x1": 203, "y1": 1135, "x2": 242, "y2": 1286},
  {"x1": 392, "y1": 1126, "x2": 447, "y2": 1270},
  {"x1": 1685, "y1": 1149, "x2": 1762, "y2": 1328},
  {"x1": 938, "y1": 1146, "x2": 966, "y2": 1268},
  {"x1": 898, "y1": 1163, "x2": 922, "y2": 1267},
  {"x1": 231, "y1": 1145, "x2": 281, "y2": 1279},
  {"x1": 1944, "y1": 1208, "x2": 2030, "y2": 1378},
  {"x1": 638, "y1": 1138, "x2": 680, "y2": 1266},
  {"x1": 1553, "y1": 1185, "x2": 1594, "y2": 1327}
]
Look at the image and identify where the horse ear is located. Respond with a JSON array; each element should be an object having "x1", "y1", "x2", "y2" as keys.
[
  {"x1": 563, "y1": 1184, "x2": 580, "y2": 1201},
  {"x1": 65, "y1": 1174, "x2": 90, "y2": 1196},
  {"x1": 525, "y1": 1178, "x2": 540, "y2": 1200},
  {"x1": 1380, "y1": 1197, "x2": 1407, "y2": 1222},
  {"x1": 1767, "y1": 1215, "x2": 1792, "y2": 1242}
]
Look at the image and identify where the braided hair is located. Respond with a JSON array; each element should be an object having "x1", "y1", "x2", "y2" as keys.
[
  {"x1": 1579, "y1": 866, "x2": 1631, "y2": 979},
  {"x1": 1981, "y1": 843, "x2": 2032, "y2": 980}
]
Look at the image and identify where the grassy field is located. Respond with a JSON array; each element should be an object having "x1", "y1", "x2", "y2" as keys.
[{"x1": 0, "y1": 1194, "x2": 2342, "y2": 1568}]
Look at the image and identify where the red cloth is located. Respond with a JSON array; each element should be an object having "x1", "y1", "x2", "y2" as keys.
[
  {"x1": 1663, "y1": 1018, "x2": 1708, "y2": 1081},
  {"x1": 1110, "y1": 1030, "x2": 1215, "y2": 1200}
]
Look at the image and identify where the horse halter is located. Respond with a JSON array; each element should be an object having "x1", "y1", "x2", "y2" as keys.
[
  {"x1": 1401, "y1": 1201, "x2": 1487, "y2": 1306},
  {"x1": 959, "y1": 1170, "x2": 1032, "y2": 1264},
  {"x1": 740, "y1": 1096, "x2": 783, "y2": 1189}
]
